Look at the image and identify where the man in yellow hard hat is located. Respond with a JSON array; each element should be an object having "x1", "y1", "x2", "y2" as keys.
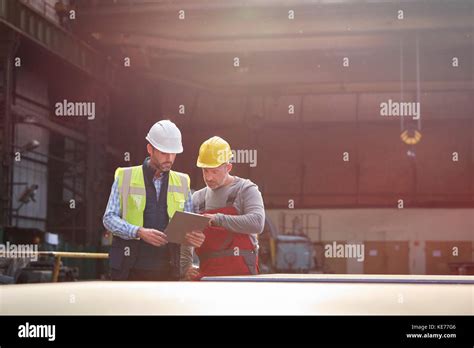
[
  {"x1": 103, "y1": 120, "x2": 205, "y2": 281},
  {"x1": 184, "y1": 136, "x2": 265, "y2": 280}
]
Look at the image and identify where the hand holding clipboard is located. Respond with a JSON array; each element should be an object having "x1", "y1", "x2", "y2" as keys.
[{"x1": 164, "y1": 211, "x2": 210, "y2": 246}]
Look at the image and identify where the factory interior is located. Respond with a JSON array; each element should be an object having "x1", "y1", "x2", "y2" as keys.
[{"x1": 0, "y1": 0, "x2": 473, "y2": 287}]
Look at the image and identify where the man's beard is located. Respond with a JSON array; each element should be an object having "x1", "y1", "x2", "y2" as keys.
[
  {"x1": 206, "y1": 179, "x2": 224, "y2": 190},
  {"x1": 159, "y1": 162, "x2": 172, "y2": 171},
  {"x1": 150, "y1": 159, "x2": 172, "y2": 172}
]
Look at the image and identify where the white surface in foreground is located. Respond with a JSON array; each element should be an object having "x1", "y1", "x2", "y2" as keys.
[{"x1": 1, "y1": 275, "x2": 473, "y2": 315}]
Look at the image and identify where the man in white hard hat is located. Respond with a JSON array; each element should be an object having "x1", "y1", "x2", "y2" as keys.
[{"x1": 103, "y1": 120, "x2": 205, "y2": 281}]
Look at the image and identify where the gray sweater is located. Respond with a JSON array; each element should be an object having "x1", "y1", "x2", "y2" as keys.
[{"x1": 180, "y1": 176, "x2": 265, "y2": 274}]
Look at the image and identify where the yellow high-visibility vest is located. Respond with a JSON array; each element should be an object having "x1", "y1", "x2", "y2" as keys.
[{"x1": 114, "y1": 166, "x2": 190, "y2": 228}]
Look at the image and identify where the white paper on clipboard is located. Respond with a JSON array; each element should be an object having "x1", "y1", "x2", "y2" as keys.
[{"x1": 164, "y1": 211, "x2": 211, "y2": 244}]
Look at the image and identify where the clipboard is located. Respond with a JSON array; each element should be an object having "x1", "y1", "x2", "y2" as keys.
[{"x1": 164, "y1": 211, "x2": 211, "y2": 244}]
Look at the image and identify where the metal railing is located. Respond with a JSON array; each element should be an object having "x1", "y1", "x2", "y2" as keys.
[
  {"x1": 19, "y1": 0, "x2": 60, "y2": 26},
  {"x1": 37, "y1": 251, "x2": 108, "y2": 282}
]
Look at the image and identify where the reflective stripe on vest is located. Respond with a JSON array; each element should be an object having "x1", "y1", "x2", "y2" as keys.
[{"x1": 114, "y1": 166, "x2": 190, "y2": 229}]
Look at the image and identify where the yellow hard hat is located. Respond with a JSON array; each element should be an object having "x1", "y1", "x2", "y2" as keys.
[{"x1": 196, "y1": 136, "x2": 233, "y2": 168}]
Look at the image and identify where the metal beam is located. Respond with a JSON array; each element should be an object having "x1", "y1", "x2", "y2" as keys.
[
  {"x1": 77, "y1": 0, "x2": 473, "y2": 15},
  {"x1": 14, "y1": 112, "x2": 87, "y2": 143},
  {"x1": 76, "y1": 1, "x2": 473, "y2": 41},
  {"x1": 94, "y1": 32, "x2": 398, "y2": 54},
  {"x1": 0, "y1": 0, "x2": 117, "y2": 87},
  {"x1": 142, "y1": 76, "x2": 474, "y2": 96}
]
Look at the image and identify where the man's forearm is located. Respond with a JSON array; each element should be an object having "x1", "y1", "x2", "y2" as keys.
[
  {"x1": 103, "y1": 213, "x2": 139, "y2": 239},
  {"x1": 103, "y1": 178, "x2": 140, "y2": 240},
  {"x1": 214, "y1": 212, "x2": 265, "y2": 235}
]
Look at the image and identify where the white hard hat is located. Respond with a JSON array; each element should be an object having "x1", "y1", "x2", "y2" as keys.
[{"x1": 145, "y1": 120, "x2": 183, "y2": 154}]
